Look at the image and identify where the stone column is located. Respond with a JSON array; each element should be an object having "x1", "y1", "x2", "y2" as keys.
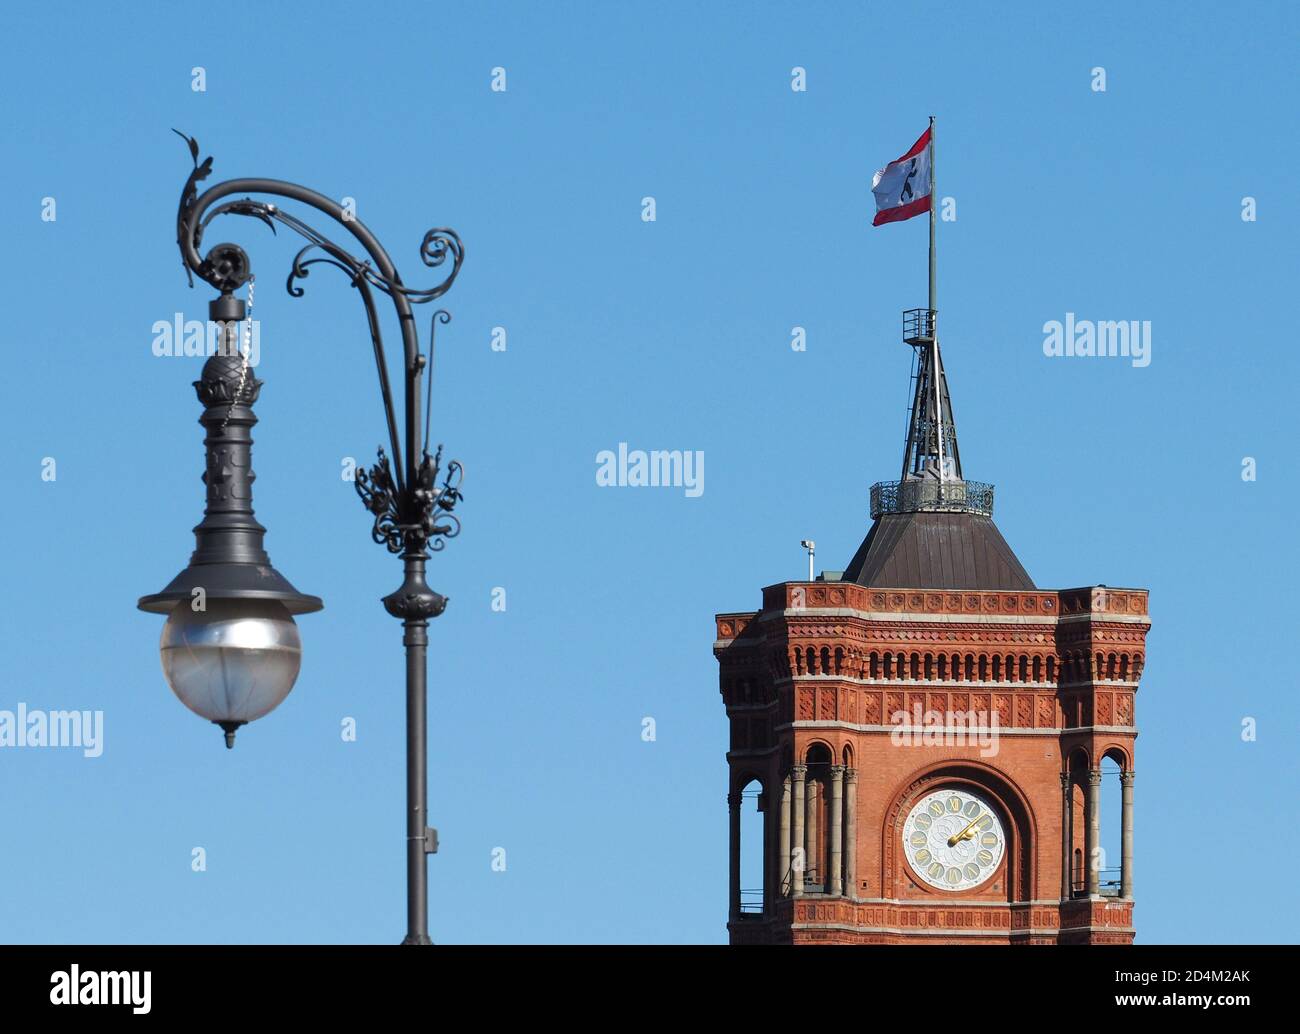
[
  {"x1": 728, "y1": 790, "x2": 742, "y2": 918},
  {"x1": 1087, "y1": 769, "x2": 1102, "y2": 896},
  {"x1": 791, "y1": 765, "x2": 806, "y2": 897},
  {"x1": 845, "y1": 769, "x2": 858, "y2": 898},
  {"x1": 805, "y1": 777, "x2": 819, "y2": 888},
  {"x1": 1121, "y1": 771, "x2": 1135, "y2": 899},
  {"x1": 829, "y1": 766, "x2": 845, "y2": 896},
  {"x1": 1060, "y1": 773, "x2": 1072, "y2": 900},
  {"x1": 778, "y1": 774, "x2": 792, "y2": 897}
]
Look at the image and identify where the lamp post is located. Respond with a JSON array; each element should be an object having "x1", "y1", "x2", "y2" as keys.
[{"x1": 138, "y1": 134, "x2": 465, "y2": 945}]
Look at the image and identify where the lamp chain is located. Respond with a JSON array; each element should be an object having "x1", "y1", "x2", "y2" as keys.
[{"x1": 219, "y1": 275, "x2": 255, "y2": 433}]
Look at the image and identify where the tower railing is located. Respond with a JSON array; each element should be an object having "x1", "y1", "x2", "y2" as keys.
[
  {"x1": 903, "y1": 307, "x2": 936, "y2": 346},
  {"x1": 738, "y1": 888, "x2": 765, "y2": 914},
  {"x1": 1072, "y1": 867, "x2": 1122, "y2": 899},
  {"x1": 870, "y1": 478, "x2": 995, "y2": 519}
]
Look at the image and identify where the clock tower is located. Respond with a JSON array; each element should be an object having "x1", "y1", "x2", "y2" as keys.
[{"x1": 714, "y1": 307, "x2": 1150, "y2": 945}]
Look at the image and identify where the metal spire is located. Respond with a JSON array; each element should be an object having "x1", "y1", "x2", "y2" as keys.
[{"x1": 899, "y1": 313, "x2": 962, "y2": 483}]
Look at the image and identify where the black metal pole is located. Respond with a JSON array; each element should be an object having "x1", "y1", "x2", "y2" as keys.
[
  {"x1": 404, "y1": 616, "x2": 429, "y2": 943},
  {"x1": 384, "y1": 553, "x2": 446, "y2": 944}
]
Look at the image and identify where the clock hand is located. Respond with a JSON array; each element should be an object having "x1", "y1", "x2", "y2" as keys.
[{"x1": 946, "y1": 814, "x2": 982, "y2": 848}]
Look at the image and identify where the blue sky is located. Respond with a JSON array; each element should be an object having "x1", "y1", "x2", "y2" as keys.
[{"x1": 0, "y1": 1, "x2": 1296, "y2": 943}]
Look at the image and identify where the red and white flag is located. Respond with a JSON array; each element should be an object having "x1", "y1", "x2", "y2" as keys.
[{"x1": 871, "y1": 127, "x2": 932, "y2": 226}]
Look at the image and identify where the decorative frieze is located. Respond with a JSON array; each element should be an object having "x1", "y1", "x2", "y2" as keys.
[{"x1": 740, "y1": 583, "x2": 1148, "y2": 630}]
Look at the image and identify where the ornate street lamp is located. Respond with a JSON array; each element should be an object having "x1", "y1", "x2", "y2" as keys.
[{"x1": 138, "y1": 134, "x2": 464, "y2": 944}]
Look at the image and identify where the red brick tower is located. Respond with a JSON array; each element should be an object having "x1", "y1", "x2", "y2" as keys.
[{"x1": 714, "y1": 308, "x2": 1150, "y2": 945}]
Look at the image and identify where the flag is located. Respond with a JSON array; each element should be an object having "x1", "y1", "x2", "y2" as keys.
[{"x1": 871, "y1": 127, "x2": 932, "y2": 226}]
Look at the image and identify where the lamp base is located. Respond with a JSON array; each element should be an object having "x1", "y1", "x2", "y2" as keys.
[{"x1": 215, "y1": 720, "x2": 246, "y2": 749}]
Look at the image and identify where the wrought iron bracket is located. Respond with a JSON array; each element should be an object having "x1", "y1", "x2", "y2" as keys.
[
  {"x1": 356, "y1": 445, "x2": 462, "y2": 557},
  {"x1": 173, "y1": 132, "x2": 464, "y2": 578}
]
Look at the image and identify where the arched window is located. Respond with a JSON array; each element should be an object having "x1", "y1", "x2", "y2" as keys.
[
  {"x1": 1066, "y1": 749, "x2": 1090, "y2": 897},
  {"x1": 737, "y1": 776, "x2": 765, "y2": 915},
  {"x1": 1099, "y1": 750, "x2": 1128, "y2": 898},
  {"x1": 803, "y1": 744, "x2": 833, "y2": 892}
]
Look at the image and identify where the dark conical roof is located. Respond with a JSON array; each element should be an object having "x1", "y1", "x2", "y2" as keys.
[
  {"x1": 843, "y1": 510, "x2": 1034, "y2": 591},
  {"x1": 846, "y1": 305, "x2": 1035, "y2": 592}
]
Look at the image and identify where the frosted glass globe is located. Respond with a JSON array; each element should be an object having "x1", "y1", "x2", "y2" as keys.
[{"x1": 160, "y1": 599, "x2": 302, "y2": 730}]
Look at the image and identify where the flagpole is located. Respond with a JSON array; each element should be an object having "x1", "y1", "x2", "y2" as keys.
[
  {"x1": 928, "y1": 115, "x2": 936, "y2": 314},
  {"x1": 928, "y1": 115, "x2": 945, "y2": 488}
]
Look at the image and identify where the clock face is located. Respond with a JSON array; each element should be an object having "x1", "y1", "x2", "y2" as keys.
[{"x1": 902, "y1": 788, "x2": 1005, "y2": 892}]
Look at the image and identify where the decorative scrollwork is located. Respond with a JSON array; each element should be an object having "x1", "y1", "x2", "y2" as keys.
[
  {"x1": 417, "y1": 229, "x2": 464, "y2": 296},
  {"x1": 175, "y1": 133, "x2": 466, "y2": 564},
  {"x1": 415, "y1": 446, "x2": 463, "y2": 553},
  {"x1": 354, "y1": 448, "x2": 404, "y2": 553},
  {"x1": 287, "y1": 241, "x2": 369, "y2": 298},
  {"x1": 174, "y1": 131, "x2": 213, "y2": 288},
  {"x1": 176, "y1": 136, "x2": 465, "y2": 308},
  {"x1": 355, "y1": 445, "x2": 463, "y2": 555}
]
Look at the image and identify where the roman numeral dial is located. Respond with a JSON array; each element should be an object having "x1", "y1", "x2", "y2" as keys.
[{"x1": 902, "y1": 788, "x2": 1006, "y2": 892}]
